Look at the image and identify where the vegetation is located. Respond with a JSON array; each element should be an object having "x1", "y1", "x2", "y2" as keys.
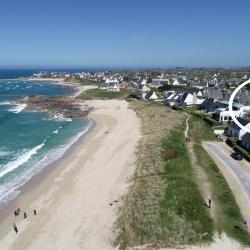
[
  {"x1": 189, "y1": 115, "x2": 218, "y2": 142},
  {"x1": 77, "y1": 89, "x2": 133, "y2": 100},
  {"x1": 79, "y1": 78, "x2": 102, "y2": 85},
  {"x1": 193, "y1": 144, "x2": 250, "y2": 245},
  {"x1": 234, "y1": 145, "x2": 250, "y2": 162},
  {"x1": 212, "y1": 125, "x2": 228, "y2": 130},
  {"x1": 204, "y1": 116, "x2": 223, "y2": 126},
  {"x1": 115, "y1": 102, "x2": 213, "y2": 249},
  {"x1": 187, "y1": 113, "x2": 250, "y2": 245},
  {"x1": 116, "y1": 101, "x2": 250, "y2": 248}
]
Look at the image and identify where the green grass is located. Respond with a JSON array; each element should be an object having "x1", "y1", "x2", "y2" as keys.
[
  {"x1": 115, "y1": 104, "x2": 213, "y2": 249},
  {"x1": 159, "y1": 131, "x2": 214, "y2": 244},
  {"x1": 193, "y1": 144, "x2": 250, "y2": 246},
  {"x1": 77, "y1": 89, "x2": 133, "y2": 100},
  {"x1": 189, "y1": 115, "x2": 218, "y2": 142},
  {"x1": 79, "y1": 79, "x2": 102, "y2": 85}
]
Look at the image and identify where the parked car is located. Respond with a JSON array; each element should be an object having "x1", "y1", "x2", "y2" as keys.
[{"x1": 231, "y1": 151, "x2": 243, "y2": 161}]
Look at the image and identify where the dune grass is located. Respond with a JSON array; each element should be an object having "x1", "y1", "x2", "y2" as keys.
[
  {"x1": 188, "y1": 114, "x2": 250, "y2": 245},
  {"x1": 193, "y1": 144, "x2": 250, "y2": 246},
  {"x1": 78, "y1": 88, "x2": 133, "y2": 100},
  {"x1": 160, "y1": 131, "x2": 214, "y2": 244},
  {"x1": 189, "y1": 115, "x2": 218, "y2": 142},
  {"x1": 115, "y1": 102, "x2": 213, "y2": 249}
]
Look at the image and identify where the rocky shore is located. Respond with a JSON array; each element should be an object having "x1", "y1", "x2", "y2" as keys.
[{"x1": 19, "y1": 95, "x2": 93, "y2": 118}]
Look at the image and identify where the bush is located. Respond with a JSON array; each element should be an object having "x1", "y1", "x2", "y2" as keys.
[
  {"x1": 163, "y1": 148, "x2": 177, "y2": 160},
  {"x1": 234, "y1": 145, "x2": 250, "y2": 162},
  {"x1": 226, "y1": 137, "x2": 238, "y2": 147},
  {"x1": 204, "y1": 116, "x2": 222, "y2": 126}
]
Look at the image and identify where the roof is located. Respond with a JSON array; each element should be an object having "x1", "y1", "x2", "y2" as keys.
[
  {"x1": 203, "y1": 87, "x2": 223, "y2": 99},
  {"x1": 229, "y1": 117, "x2": 250, "y2": 130},
  {"x1": 141, "y1": 85, "x2": 151, "y2": 92},
  {"x1": 242, "y1": 132, "x2": 250, "y2": 143}
]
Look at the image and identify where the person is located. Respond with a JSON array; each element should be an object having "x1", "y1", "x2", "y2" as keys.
[
  {"x1": 13, "y1": 223, "x2": 18, "y2": 234},
  {"x1": 24, "y1": 212, "x2": 27, "y2": 219},
  {"x1": 208, "y1": 199, "x2": 211, "y2": 208},
  {"x1": 33, "y1": 209, "x2": 37, "y2": 215}
]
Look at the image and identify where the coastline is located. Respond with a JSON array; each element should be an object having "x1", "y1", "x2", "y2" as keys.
[
  {"x1": 0, "y1": 99, "x2": 140, "y2": 249},
  {"x1": 0, "y1": 117, "x2": 95, "y2": 229},
  {"x1": 0, "y1": 77, "x2": 98, "y2": 98}
]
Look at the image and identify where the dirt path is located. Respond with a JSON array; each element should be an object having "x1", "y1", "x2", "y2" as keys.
[
  {"x1": 185, "y1": 117, "x2": 216, "y2": 218},
  {"x1": 184, "y1": 115, "x2": 190, "y2": 138}
]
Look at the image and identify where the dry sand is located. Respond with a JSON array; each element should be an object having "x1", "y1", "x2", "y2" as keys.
[{"x1": 0, "y1": 100, "x2": 140, "y2": 250}]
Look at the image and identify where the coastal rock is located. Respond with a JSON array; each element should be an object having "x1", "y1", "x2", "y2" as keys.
[{"x1": 19, "y1": 95, "x2": 93, "y2": 118}]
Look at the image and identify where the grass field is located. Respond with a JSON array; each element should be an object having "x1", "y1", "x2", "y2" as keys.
[
  {"x1": 189, "y1": 115, "x2": 218, "y2": 142},
  {"x1": 193, "y1": 144, "x2": 250, "y2": 246},
  {"x1": 116, "y1": 104, "x2": 250, "y2": 249},
  {"x1": 115, "y1": 102, "x2": 214, "y2": 249},
  {"x1": 188, "y1": 114, "x2": 250, "y2": 246},
  {"x1": 77, "y1": 88, "x2": 133, "y2": 100}
]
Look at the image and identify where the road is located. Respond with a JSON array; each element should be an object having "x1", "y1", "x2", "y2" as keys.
[{"x1": 203, "y1": 141, "x2": 250, "y2": 221}]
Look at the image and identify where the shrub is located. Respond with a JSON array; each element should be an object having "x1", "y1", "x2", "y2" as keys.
[{"x1": 163, "y1": 148, "x2": 177, "y2": 160}]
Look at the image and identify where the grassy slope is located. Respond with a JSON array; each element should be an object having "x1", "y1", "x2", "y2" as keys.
[
  {"x1": 189, "y1": 115, "x2": 218, "y2": 143},
  {"x1": 193, "y1": 144, "x2": 250, "y2": 245},
  {"x1": 189, "y1": 114, "x2": 250, "y2": 246},
  {"x1": 115, "y1": 102, "x2": 213, "y2": 249},
  {"x1": 160, "y1": 131, "x2": 214, "y2": 244}
]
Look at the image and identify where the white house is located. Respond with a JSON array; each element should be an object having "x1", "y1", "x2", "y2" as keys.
[
  {"x1": 149, "y1": 92, "x2": 159, "y2": 100},
  {"x1": 214, "y1": 105, "x2": 250, "y2": 123},
  {"x1": 150, "y1": 79, "x2": 169, "y2": 87},
  {"x1": 176, "y1": 92, "x2": 202, "y2": 106},
  {"x1": 172, "y1": 78, "x2": 187, "y2": 86},
  {"x1": 108, "y1": 83, "x2": 120, "y2": 92},
  {"x1": 140, "y1": 79, "x2": 147, "y2": 86}
]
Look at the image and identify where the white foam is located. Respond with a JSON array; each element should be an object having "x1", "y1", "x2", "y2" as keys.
[
  {"x1": 0, "y1": 143, "x2": 44, "y2": 179},
  {"x1": 52, "y1": 129, "x2": 59, "y2": 134},
  {"x1": 0, "y1": 119, "x2": 93, "y2": 205},
  {"x1": 8, "y1": 104, "x2": 27, "y2": 113},
  {"x1": 0, "y1": 101, "x2": 12, "y2": 106},
  {"x1": 50, "y1": 114, "x2": 72, "y2": 122},
  {"x1": 0, "y1": 150, "x2": 10, "y2": 158}
]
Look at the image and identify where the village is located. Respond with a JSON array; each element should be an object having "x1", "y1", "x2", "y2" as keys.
[{"x1": 33, "y1": 68, "x2": 250, "y2": 161}]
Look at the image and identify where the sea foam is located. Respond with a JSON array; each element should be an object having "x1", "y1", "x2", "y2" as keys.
[
  {"x1": 0, "y1": 143, "x2": 44, "y2": 179},
  {"x1": 8, "y1": 104, "x2": 27, "y2": 113},
  {"x1": 0, "y1": 119, "x2": 93, "y2": 206}
]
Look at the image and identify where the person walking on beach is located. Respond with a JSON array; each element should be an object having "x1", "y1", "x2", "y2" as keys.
[
  {"x1": 208, "y1": 199, "x2": 211, "y2": 208},
  {"x1": 33, "y1": 209, "x2": 37, "y2": 215},
  {"x1": 24, "y1": 212, "x2": 27, "y2": 219},
  {"x1": 13, "y1": 223, "x2": 18, "y2": 234}
]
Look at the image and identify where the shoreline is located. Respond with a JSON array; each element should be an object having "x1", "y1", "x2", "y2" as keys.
[
  {"x1": 0, "y1": 117, "x2": 95, "y2": 231},
  {"x1": 0, "y1": 100, "x2": 140, "y2": 249},
  {"x1": 0, "y1": 77, "x2": 97, "y2": 98}
]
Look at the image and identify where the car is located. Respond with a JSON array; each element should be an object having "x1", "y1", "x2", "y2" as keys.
[{"x1": 231, "y1": 151, "x2": 243, "y2": 161}]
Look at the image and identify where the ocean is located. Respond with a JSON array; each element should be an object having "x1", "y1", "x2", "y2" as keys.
[{"x1": 0, "y1": 78, "x2": 92, "y2": 206}]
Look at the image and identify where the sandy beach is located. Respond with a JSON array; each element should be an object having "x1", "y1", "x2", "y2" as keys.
[{"x1": 0, "y1": 100, "x2": 140, "y2": 250}]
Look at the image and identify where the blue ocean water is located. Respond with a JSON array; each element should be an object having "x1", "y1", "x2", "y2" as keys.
[
  {"x1": 0, "y1": 68, "x2": 108, "y2": 79},
  {"x1": 0, "y1": 79, "x2": 92, "y2": 206}
]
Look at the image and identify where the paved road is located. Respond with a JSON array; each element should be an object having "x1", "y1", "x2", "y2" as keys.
[{"x1": 204, "y1": 142, "x2": 250, "y2": 200}]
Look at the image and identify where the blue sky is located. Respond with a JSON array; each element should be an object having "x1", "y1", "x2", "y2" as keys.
[{"x1": 1, "y1": 0, "x2": 250, "y2": 68}]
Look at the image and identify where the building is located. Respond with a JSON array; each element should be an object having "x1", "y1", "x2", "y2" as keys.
[{"x1": 227, "y1": 117, "x2": 250, "y2": 138}]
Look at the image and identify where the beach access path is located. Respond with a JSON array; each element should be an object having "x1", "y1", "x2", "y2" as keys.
[{"x1": 0, "y1": 100, "x2": 140, "y2": 250}]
